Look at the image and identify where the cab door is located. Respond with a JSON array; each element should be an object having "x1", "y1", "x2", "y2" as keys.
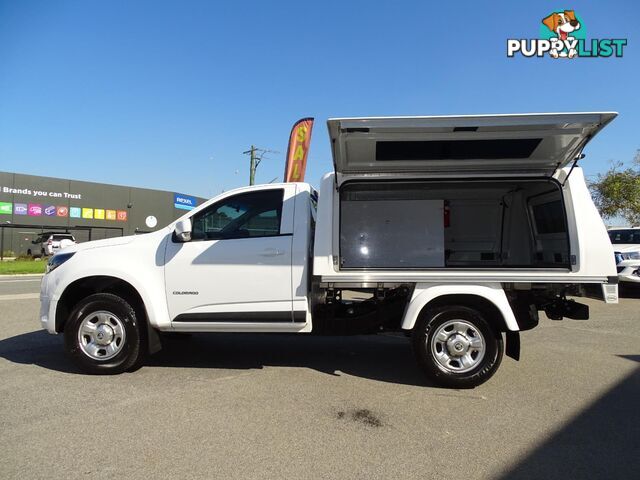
[{"x1": 164, "y1": 185, "x2": 297, "y2": 324}]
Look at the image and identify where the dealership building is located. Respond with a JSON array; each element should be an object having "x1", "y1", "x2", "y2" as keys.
[{"x1": 0, "y1": 171, "x2": 206, "y2": 257}]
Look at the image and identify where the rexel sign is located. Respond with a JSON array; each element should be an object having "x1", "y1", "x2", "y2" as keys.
[{"x1": 174, "y1": 193, "x2": 197, "y2": 211}]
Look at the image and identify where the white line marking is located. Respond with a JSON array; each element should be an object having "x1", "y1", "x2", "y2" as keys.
[
  {"x1": 0, "y1": 279, "x2": 42, "y2": 283},
  {"x1": 0, "y1": 293, "x2": 40, "y2": 301}
]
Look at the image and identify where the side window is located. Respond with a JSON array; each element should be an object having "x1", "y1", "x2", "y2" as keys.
[
  {"x1": 191, "y1": 189, "x2": 283, "y2": 241},
  {"x1": 531, "y1": 200, "x2": 566, "y2": 234}
]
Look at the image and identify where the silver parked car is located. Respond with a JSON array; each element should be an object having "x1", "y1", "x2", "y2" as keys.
[{"x1": 28, "y1": 233, "x2": 77, "y2": 257}]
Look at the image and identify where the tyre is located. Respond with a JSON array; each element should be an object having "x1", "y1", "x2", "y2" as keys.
[
  {"x1": 64, "y1": 293, "x2": 143, "y2": 374},
  {"x1": 412, "y1": 305, "x2": 504, "y2": 389}
]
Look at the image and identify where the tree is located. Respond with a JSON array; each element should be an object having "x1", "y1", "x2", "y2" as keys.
[{"x1": 589, "y1": 150, "x2": 640, "y2": 225}]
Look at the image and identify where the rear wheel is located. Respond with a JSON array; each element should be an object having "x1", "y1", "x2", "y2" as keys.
[
  {"x1": 413, "y1": 305, "x2": 503, "y2": 388},
  {"x1": 64, "y1": 293, "x2": 143, "y2": 374}
]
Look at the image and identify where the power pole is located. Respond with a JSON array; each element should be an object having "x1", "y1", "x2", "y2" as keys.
[
  {"x1": 249, "y1": 145, "x2": 257, "y2": 185},
  {"x1": 243, "y1": 146, "x2": 278, "y2": 186}
]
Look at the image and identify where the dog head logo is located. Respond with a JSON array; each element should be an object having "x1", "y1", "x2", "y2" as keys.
[{"x1": 541, "y1": 10, "x2": 581, "y2": 58}]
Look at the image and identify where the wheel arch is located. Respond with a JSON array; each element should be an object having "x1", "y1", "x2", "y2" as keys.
[
  {"x1": 402, "y1": 284, "x2": 519, "y2": 332},
  {"x1": 56, "y1": 276, "x2": 141, "y2": 331},
  {"x1": 55, "y1": 275, "x2": 161, "y2": 354}
]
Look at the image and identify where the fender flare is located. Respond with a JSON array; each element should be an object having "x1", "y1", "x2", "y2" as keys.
[
  {"x1": 401, "y1": 283, "x2": 519, "y2": 332},
  {"x1": 53, "y1": 274, "x2": 163, "y2": 354},
  {"x1": 52, "y1": 270, "x2": 170, "y2": 331}
]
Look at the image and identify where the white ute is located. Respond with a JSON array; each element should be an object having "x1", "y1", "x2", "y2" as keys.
[{"x1": 40, "y1": 112, "x2": 618, "y2": 388}]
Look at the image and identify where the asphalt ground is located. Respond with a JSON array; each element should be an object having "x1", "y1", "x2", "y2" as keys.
[{"x1": 0, "y1": 277, "x2": 638, "y2": 479}]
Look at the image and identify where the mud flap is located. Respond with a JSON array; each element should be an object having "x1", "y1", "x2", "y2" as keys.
[
  {"x1": 505, "y1": 331, "x2": 520, "y2": 361},
  {"x1": 147, "y1": 324, "x2": 162, "y2": 355}
]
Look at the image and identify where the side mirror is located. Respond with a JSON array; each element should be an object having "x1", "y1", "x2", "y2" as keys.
[{"x1": 174, "y1": 219, "x2": 192, "y2": 243}]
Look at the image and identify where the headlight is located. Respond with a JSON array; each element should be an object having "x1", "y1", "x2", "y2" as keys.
[
  {"x1": 621, "y1": 251, "x2": 640, "y2": 261},
  {"x1": 46, "y1": 252, "x2": 75, "y2": 273}
]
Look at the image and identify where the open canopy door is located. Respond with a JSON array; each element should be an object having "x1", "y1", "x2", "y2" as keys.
[{"x1": 327, "y1": 112, "x2": 616, "y2": 183}]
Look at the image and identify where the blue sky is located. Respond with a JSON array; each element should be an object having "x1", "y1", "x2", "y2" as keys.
[{"x1": 0, "y1": 0, "x2": 637, "y2": 198}]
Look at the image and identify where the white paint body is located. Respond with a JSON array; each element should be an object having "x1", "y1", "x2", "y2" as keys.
[{"x1": 40, "y1": 113, "x2": 618, "y2": 338}]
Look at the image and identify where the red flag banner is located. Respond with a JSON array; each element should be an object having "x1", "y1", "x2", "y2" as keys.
[{"x1": 284, "y1": 117, "x2": 314, "y2": 182}]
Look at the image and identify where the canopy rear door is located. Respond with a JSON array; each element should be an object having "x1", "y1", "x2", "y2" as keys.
[{"x1": 328, "y1": 112, "x2": 616, "y2": 182}]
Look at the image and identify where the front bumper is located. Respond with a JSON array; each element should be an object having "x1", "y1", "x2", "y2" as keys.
[
  {"x1": 39, "y1": 273, "x2": 59, "y2": 333},
  {"x1": 617, "y1": 260, "x2": 640, "y2": 283}
]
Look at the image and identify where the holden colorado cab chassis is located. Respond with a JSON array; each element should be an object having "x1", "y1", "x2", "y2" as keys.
[{"x1": 39, "y1": 113, "x2": 618, "y2": 388}]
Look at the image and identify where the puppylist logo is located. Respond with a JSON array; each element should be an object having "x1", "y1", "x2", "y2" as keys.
[{"x1": 508, "y1": 10, "x2": 627, "y2": 59}]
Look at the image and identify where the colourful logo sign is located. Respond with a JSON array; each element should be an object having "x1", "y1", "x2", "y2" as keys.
[
  {"x1": 82, "y1": 208, "x2": 94, "y2": 219},
  {"x1": 28, "y1": 204, "x2": 42, "y2": 216},
  {"x1": 94, "y1": 209, "x2": 105, "y2": 220},
  {"x1": 106, "y1": 209, "x2": 117, "y2": 221},
  {"x1": 70, "y1": 207, "x2": 81, "y2": 218},
  {"x1": 14, "y1": 203, "x2": 28, "y2": 215},
  {"x1": 116, "y1": 210, "x2": 127, "y2": 221},
  {"x1": 507, "y1": 10, "x2": 627, "y2": 58},
  {"x1": 44, "y1": 205, "x2": 57, "y2": 216},
  {"x1": 56, "y1": 206, "x2": 68, "y2": 217},
  {"x1": 0, "y1": 202, "x2": 12, "y2": 215}
]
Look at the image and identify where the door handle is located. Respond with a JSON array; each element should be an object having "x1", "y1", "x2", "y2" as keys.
[{"x1": 260, "y1": 248, "x2": 285, "y2": 257}]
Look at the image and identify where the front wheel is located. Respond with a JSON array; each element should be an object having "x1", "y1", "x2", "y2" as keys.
[
  {"x1": 64, "y1": 293, "x2": 143, "y2": 374},
  {"x1": 412, "y1": 305, "x2": 503, "y2": 388}
]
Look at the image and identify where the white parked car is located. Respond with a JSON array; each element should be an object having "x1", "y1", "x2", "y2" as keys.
[
  {"x1": 30, "y1": 233, "x2": 77, "y2": 257},
  {"x1": 39, "y1": 112, "x2": 618, "y2": 388},
  {"x1": 609, "y1": 227, "x2": 640, "y2": 284}
]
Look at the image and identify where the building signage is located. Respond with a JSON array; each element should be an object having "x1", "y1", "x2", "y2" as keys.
[
  {"x1": 0, "y1": 199, "x2": 130, "y2": 222},
  {"x1": 14, "y1": 203, "x2": 27, "y2": 215},
  {"x1": 174, "y1": 193, "x2": 197, "y2": 210},
  {"x1": 1, "y1": 185, "x2": 81, "y2": 200},
  {"x1": 2, "y1": 178, "x2": 198, "y2": 226},
  {"x1": 28, "y1": 204, "x2": 42, "y2": 216}
]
